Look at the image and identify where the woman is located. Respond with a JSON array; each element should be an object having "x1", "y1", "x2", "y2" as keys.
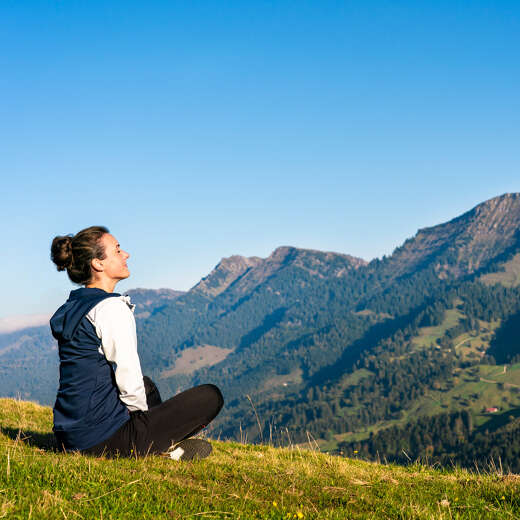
[{"x1": 50, "y1": 226, "x2": 223, "y2": 460}]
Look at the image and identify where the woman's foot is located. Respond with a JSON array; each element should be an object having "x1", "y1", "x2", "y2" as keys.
[{"x1": 166, "y1": 439, "x2": 213, "y2": 461}]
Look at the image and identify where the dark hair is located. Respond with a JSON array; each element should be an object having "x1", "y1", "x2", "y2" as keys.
[{"x1": 51, "y1": 226, "x2": 109, "y2": 285}]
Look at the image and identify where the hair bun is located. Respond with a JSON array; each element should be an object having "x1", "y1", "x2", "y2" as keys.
[{"x1": 51, "y1": 235, "x2": 74, "y2": 271}]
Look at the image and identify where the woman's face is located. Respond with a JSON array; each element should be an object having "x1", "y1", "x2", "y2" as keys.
[{"x1": 98, "y1": 233, "x2": 130, "y2": 281}]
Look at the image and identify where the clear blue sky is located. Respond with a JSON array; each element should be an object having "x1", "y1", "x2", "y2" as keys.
[{"x1": 1, "y1": 1, "x2": 519, "y2": 321}]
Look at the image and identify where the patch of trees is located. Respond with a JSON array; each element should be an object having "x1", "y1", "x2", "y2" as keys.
[{"x1": 336, "y1": 409, "x2": 520, "y2": 474}]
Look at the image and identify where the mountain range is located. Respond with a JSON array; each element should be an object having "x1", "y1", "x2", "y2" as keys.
[{"x1": 2, "y1": 193, "x2": 520, "y2": 470}]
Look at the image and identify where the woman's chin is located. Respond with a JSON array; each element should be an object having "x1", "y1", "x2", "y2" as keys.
[{"x1": 118, "y1": 270, "x2": 130, "y2": 280}]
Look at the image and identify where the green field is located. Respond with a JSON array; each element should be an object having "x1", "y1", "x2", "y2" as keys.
[
  {"x1": 2, "y1": 399, "x2": 520, "y2": 519},
  {"x1": 411, "y1": 307, "x2": 465, "y2": 350},
  {"x1": 480, "y1": 253, "x2": 520, "y2": 287}
]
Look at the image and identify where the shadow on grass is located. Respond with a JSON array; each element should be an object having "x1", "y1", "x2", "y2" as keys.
[{"x1": 1, "y1": 426, "x2": 57, "y2": 451}]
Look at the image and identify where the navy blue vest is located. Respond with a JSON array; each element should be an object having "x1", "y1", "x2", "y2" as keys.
[{"x1": 51, "y1": 288, "x2": 130, "y2": 451}]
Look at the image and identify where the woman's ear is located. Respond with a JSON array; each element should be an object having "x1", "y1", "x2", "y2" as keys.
[{"x1": 91, "y1": 258, "x2": 104, "y2": 273}]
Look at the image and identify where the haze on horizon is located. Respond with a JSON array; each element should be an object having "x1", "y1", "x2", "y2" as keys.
[{"x1": 1, "y1": 1, "x2": 518, "y2": 321}]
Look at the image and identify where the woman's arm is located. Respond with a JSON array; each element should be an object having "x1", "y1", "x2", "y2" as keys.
[{"x1": 86, "y1": 296, "x2": 148, "y2": 412}]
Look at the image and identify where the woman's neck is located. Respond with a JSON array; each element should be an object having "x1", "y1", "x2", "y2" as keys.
[{"x1": 86, "y1": 278, "x2": 117, "y2": 293}]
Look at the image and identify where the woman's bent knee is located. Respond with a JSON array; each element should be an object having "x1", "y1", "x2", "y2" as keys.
[{"x1": 199, "y1": 384, "x2": 224, "y2": 417}]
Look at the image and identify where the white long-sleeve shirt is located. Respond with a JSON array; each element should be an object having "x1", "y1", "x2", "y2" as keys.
[{"x1": 86, "y1": 295, "x2": 148, "y2": 412}]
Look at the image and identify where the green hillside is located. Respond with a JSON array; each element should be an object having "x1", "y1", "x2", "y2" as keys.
[
  {"x1": 321, "y1": 308, "x2": 520, "y2": 450},
  {"x1": 1, "y1": 399, "x2": 520, "y2": 519}
]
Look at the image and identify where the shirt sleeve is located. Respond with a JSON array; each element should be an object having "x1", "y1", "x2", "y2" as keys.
[{"x1": 86, "y1": 297, "x2": 148, "y2": 412}]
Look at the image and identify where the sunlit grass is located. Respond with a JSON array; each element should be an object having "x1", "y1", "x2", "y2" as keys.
[{"x1": 1, "y1": 399, "x2": 520, "y2": 519}]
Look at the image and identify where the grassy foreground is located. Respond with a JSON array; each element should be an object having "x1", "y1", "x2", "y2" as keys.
[{"x1": 1, "y1": 399, "x2": 520, "y2": 519}]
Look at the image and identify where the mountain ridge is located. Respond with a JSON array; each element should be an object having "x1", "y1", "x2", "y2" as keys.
[{"x1": 193, "y1": 245, "x2": 367, "y2": 299}]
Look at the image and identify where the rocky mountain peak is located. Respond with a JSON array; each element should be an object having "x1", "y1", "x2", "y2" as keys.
[
  {"x1": 192, "y1": 254, "x2": 263, "y2": 297},
  {"x1": 463, "y1": 192, "x2": 520, "y2": 230},
  {"x1": 386, "y1": 193, "x2": 520, "y2": 278},
  {"x1": 217, "y1": 255, "x2": 263, "y2": 273}
]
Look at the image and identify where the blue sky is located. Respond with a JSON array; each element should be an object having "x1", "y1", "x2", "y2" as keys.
[{"x1": 1, "y1": 1, "x2": 519, "y2": 322}]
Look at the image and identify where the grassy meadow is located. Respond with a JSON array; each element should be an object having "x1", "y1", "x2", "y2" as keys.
[{"x1": 1, "y1": 398, "x2": 520, "y2": 519}]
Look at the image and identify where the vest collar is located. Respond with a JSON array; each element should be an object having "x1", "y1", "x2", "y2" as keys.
[{"x1": 68, "y1": 288, "x2": 121, "y2": 300}]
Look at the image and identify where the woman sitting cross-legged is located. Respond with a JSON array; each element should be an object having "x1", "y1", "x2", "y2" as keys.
[{"x1": 50, "y1": 226, "x2": 223, "y2": 460}]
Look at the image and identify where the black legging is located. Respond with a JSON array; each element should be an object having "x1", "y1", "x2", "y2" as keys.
[{"x1": 83, "y1": 377, "x2": 224, "y2": 457}]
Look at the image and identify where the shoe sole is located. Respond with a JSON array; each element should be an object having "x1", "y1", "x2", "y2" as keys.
[{"x1": 167, "y1": 439, "x2": 213, "y2": 461}]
